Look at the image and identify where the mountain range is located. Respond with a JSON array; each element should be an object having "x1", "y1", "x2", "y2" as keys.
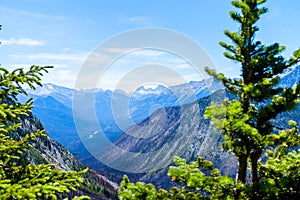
[
  {"x1": 23, "y1": 65, "x2": 300, "y2": 187},
  {"x1": 22, "y1": 78, "x2": 223, "y2": 154}
]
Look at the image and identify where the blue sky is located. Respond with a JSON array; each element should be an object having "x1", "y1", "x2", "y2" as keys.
[{"x1": 0, "y1": 0, "x2": 299, "y2": 90}]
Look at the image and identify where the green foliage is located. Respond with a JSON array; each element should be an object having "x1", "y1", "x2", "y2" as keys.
[
  {"x1": 168, "y1": 157, "x2": 245, "y2": 199},
  {"x1": 119, "y1": 0, "x2": 300, "y2": 199},
  {"x1": 205, "y1": 0, "x2": 300, "y2": 197},
  {"x1": 205, "y1": 0, "x2": 300, "y2": 186},
  {"x1": 119, "y1": 157, "x2": 246, "y2": 200},
  {"x1": 254, "y1": 123, "x2": 300, "y2": 199},
  {"x1": 0, "y1": 66, "x2": 90, "y2": 199},
  {"x1": 119, "y1": 175, "x2": 169, "y2": 200}
]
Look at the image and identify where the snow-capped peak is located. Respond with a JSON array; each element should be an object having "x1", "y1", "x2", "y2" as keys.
[
  {"x1": 280, "y1": 65, "x2": 299, "y2": 78},
  {"x1": 133, "y1": 85, "x2": 168, "y2": 95},
  {"x1": 27, "y1": 83, "x2": 73, "y2": 96}
]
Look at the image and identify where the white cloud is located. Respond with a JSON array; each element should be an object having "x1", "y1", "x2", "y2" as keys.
[
  {"x1": 63, "y1": 48, "x2": 71, "y2": 52},
  {"x1": 5, "y1": 48, "x2": 206, "y2": 90},
  {"x1": 42, "y1": 68, "x2": 78, "y2": 88},
  {"x1": 9, "y1": 52, "x2": 88, "y2": 62},
  {"x1": 10, "y1": 63, "x2": 67, "y2": 69},
  {"x1": 130, "y1": 49, "x2": 165, "y2": 57},
  {"x1": 183, "y1": 74, "x2": 202, "y2": 80},
  {"x1": 0, "y1": 6, "x2": 68, "y2": 20},
  {"x1": 102, "y1": 47, "x2": 132, "y2": 54},
  {"x1": 6, "y1": 50, "x2": 90, "y2": 89},
  {"x1": 119, "y1": 16, "x2": 154, "y2": 26},
  {"x1": 1, "y1": 38, "x2": 45, "y2": 46},
  {"x1": 174, "y1": 63, "x2": 193, "y2": 69},
  {"x1": 122, "y1": 16, "x2": 146, "y2": 23},
  {"x1": 1, "y1": 62, "x2": 78, "y2": 89}
]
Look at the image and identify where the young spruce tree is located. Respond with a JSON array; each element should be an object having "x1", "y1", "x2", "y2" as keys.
[
  {"x1": 205, "y1": 0, "x2": 300, "y2": 185},
  {"x1": 119, "y1": 0, "x2": 300, "y2": 199},
  {"x1": 0, "y1": 65, "x2": 89, "y2": 199}
]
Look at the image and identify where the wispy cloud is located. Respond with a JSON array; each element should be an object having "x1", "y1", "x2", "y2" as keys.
[
  {"x1": 1, "y1": 38, "x2": 45, "y2": 46},
  {"x1": 6, "y1": 51, "x2": 89, "y2": 89},
  {"x1": 10, "y1": 63, "x2": 67, "y2": 69},
  {"x1": 119, "y1": 16, "x2": 154, "y2": 26},
  {"x1": 7, "y1": 48, "x2": 205, "y2": 90},
  {"x1": 130, "y1": 50, "x2": 165, "y2": 57},
  {"x1": 0, "y1": 6, "x2": 69, "y2": 20},
  {"x1": 9, "y1": 52, "x2": 88, "y2": 62},
  {"x1": 175, "y1": 63, "x2": 193, "y2": 69}
]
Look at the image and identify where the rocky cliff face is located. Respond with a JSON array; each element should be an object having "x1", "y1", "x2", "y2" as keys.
[
  {"x1": 18, "y1": 114, "x2": 119, "y2": 200},
  {"x1": 98, "y1": 90, "x2": 237, "y2": 188}
]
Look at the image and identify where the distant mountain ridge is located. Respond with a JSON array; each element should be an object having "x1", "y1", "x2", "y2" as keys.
[
  {"x1": 24, "y1": 65, "x2": 300, "y2": 187},
  {"x1": 28, "y1": 83, "x2": 73, "y2": 106},
  {"x1": 24, "y1": 77, "x2": 223, "y2": 150}
]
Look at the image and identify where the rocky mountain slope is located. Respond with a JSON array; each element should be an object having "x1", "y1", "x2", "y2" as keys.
[
  {"x1": 18, "y1": 113, "x2": 118, "y2": 200},
  {"x1": 101, "y1": 90, "x2": 237, "y2": 188}
]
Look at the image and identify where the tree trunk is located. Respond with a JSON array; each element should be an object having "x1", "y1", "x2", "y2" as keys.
[
  {"x1": 237, "y1": 154, "x2": 248, "y2": 183},
  {"x1": 250, "y1": 150, "x2": 261, "y2": 184}
]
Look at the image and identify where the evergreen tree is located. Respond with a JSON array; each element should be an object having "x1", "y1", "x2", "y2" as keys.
[
  {"x1": 204, "y1": 0, "x2": 300, "y2": 185},
  {"x1": 0, "y1": 65, "x2": 90, "y2": 199},
  {"x1": 119, "y1": 0, "x2": 300, "y2": 199}
]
